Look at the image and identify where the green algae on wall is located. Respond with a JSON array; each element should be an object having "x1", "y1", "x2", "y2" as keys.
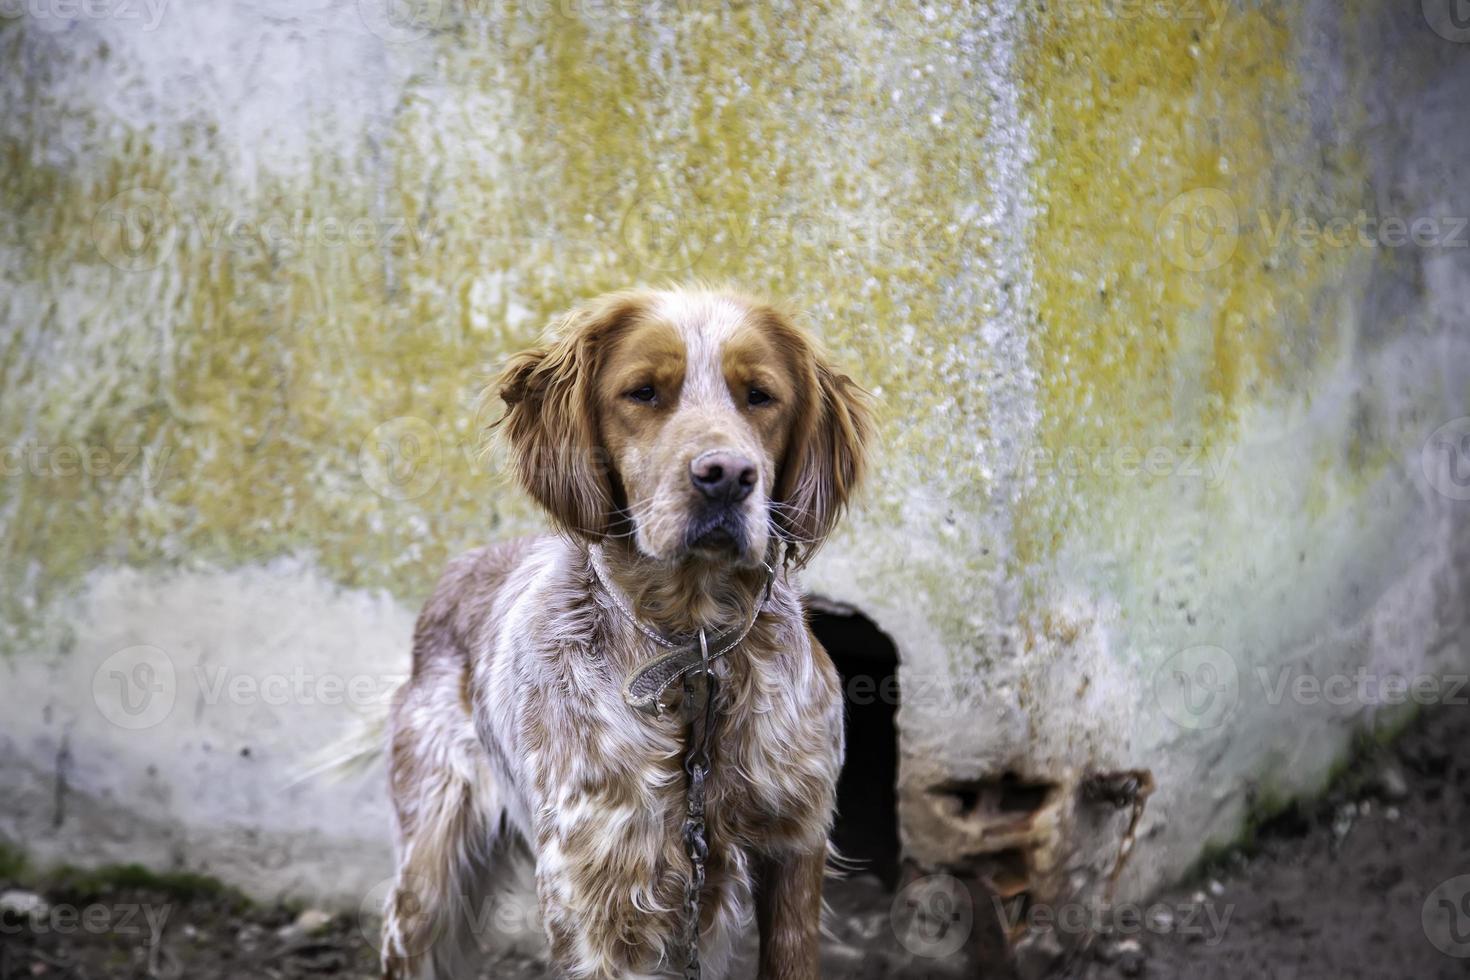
[
  {"x1": 1015, "y1": 1, "x2": 1371, "y2": 578},
  {"x1": 1, "y1": 4, "x2": 1019, "y2": 657},
  {"x1": 0, "y1": 129, "x2": 526, "y2": 639}
]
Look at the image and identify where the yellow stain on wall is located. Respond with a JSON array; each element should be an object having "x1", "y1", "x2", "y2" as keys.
[
  {"x1": 0, "y1": 4, "x2": 1013, "y2": 643},
  {"x1": 1014, "y1": 1, "x2": 1369, "y2": 571}
]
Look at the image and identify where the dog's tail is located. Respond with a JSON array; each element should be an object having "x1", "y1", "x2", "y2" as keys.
[{"x1": 287, "y1": 696, "x2": 395, "y2": 787}]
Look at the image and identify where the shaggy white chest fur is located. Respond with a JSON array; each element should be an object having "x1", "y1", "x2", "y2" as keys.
[{"x1": 389, "y1": 537, "x2": 843, "y2": 980}]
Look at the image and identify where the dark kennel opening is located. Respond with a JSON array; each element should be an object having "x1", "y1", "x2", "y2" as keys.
[{"x1": 808, "y1": 598, "x2": 902, "y2": 890}]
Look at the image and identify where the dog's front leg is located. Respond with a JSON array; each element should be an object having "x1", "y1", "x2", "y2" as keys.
[{"x1": 755, "y1": 848, "x2": 825, "y2": 980}]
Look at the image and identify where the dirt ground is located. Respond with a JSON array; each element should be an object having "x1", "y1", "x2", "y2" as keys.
[
  {"x1": 1057, "y1": 704, "x2": 1470, "y2": 980},
  {"x1": 2, "y1": 707, "x2": 1466, "y2": 980}
]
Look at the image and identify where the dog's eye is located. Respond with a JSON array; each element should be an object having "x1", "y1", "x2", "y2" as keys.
[
  {"x1": 747, "y1": 387, "x2": 773, "y2": 407},
  {"x1": 627, "y1": 385, "x2": 657, "y2": 403}
]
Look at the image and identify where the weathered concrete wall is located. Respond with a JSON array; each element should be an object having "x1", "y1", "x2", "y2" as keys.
[{"x1": 1, "y1": 0, "x2": 1468, "y2": 929}]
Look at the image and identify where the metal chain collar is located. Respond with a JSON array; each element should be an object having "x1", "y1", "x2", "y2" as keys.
[
  {"x1": 587, "y1": 545, "x2": 778, "y2": 713},
  {"x1": 586, "y1": 545, "x2": 776, "y2": 655},
  {"x1": 587, "y1": 546, "x2": 682, "y2": 650}
]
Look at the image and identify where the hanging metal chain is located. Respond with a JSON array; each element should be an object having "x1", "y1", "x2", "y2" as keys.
[
  {"x1": 680, "y1": 628, "x2": 718, "y2": 980},
  {"x1": 585, "y1": 550, "x2": 787, "y2": 979}
]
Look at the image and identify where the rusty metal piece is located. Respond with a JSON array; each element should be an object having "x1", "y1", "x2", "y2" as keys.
[
  {"x1": 911, "y1": 766, "x2": 1168, "y2": 962},
  {"x1": 1081, "y1": 769, "x2": 1156, "y2": 899},
  {"x1": 1081, "y1": 770, "x2": 1151, "y2": 810}
]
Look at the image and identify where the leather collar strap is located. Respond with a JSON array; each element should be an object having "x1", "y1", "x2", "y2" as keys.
[{"x1": 588, "y1": 546, "x2": 778, "y2": 715}]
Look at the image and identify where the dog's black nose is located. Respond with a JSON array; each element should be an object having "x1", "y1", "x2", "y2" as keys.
[{"x1": 690, "y1": 452, "x2": 756, "y2": 503}]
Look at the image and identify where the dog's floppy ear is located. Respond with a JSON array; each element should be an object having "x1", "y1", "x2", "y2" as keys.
[
  {"x1": 494, "y1": 294, "x2": 642, "y2": 540},
  {"x1": 773, "y1": 324, "x2": 873, "y2": 565}
]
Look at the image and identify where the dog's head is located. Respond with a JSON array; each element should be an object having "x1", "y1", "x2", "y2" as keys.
[{"x1": 495, "y1": 288, "x2": 870, "y2": 567}]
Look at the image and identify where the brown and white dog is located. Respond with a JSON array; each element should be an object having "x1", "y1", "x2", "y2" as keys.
[{"x1": 382, "y1": 287, "x2": 871, "y2": 979}]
